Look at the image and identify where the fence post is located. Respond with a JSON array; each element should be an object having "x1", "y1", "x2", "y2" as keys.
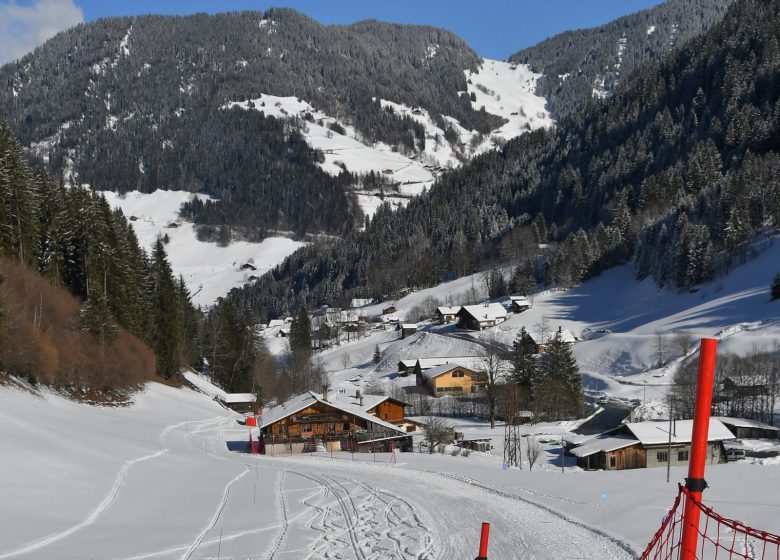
[
  {"x1": 680, "y1": 338, "x2": 718, "y2": 560},
  {"x1": 475, "y1": 522, "x2": 490, "y2": 560}
]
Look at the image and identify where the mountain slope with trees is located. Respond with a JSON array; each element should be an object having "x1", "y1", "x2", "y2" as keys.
[
  {"x1": 0, "y1": 121, "x2": 197, "y2": 386},
  {"x1": 0, "y1": 9, "x2": 500, "y2": 239},
  {"x1": 510, "y1": 0, "x2": 734, "y2": 119},
  {"x1": 233, "y1": 0, "x2": 780, "y2": 321}
]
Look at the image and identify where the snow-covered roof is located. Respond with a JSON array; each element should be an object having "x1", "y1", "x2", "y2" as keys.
[
  {"x1": 623, "y1": 419, "x2": 735, "y2": 445},
  {"x1": 399, "y1": 356, "x2": 484, "y2": 372},
  {"x1": 420, "y1": 362, "x2": 479, "y2": 381},
  {"x1": 570, "y1": 435, "x2": 638, "y2": 458},
  {"x1": 260, "y1": 391, "x2": 405, "y2": 434},
  {"x1": 267, "y1": 319, "x2": 285, "y2": 328},
  {"x1": 714, "y1": 417, "x2": 779, "y2": 431},
  {"x1": 528, "y1": 328, "x2": 576, "y2": 344},
  {"x1": 509, "y1": 296, "x2": 530, "y2": 305},
  {"x1": 436, "y1": 306, "x2": 460, "y2": 315},
  {"x1": 221, "y1": 393, "x2": 257, "y2": 404},
  {"x1": 402, "y1": 323, "x2": 418, "y2": 330},
  {"x1": 350, "y1": 298, "x2": 375, "y2": 308},
  {"x1": 458, "y1": 303, "x2": 507, "y2": 323}
]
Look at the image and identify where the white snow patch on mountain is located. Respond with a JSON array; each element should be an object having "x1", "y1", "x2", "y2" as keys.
[
  {"x1": 465, "y1": 59, "x2": 554, "y2": 146},
  {"x1": 103, "y1": 190, "x2": 305, "y2": 307}
]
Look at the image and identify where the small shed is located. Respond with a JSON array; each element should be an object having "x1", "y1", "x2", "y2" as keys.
[
  {"x1": 715, "y1": 417, "x2": 779, "y2": 440},
  {"x1": 509, "y1": 296, "x2": 531, "y2": 313},
  {"x1": 458, "y1": 437, "x2": 492, "y2": 453},
  {"x1": 382, "y1": 305, "x2": 397, "y2": 315},
  {"x1": 436, "y1": 306, "x2": 460, "y2": 324},
  {"x1": 401, "y1": 323, "x2": 418, "y2": 339}
]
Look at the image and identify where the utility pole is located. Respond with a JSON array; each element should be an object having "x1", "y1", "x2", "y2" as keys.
[{"x1": 667, "y1": 398, "x2": 673, "y2": 483}]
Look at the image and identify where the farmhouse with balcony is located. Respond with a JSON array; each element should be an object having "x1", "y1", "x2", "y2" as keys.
[
  {"x1": 260, "y1": 389, "x2": 411, "y2": 454},
  {"x1": 570, "y1": 419, "x2": 735, "y2": 471},
  {"x1": 456, "y1": 303, "x2": 508, "y2": 330},
  {"x1": 416, "y1": 363, "x2": 485, "y2": 397}
]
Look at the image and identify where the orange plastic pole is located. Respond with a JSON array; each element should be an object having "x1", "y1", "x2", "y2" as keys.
[
  {"x1": 680, "y1": 338, "x2": 718, "y2": 560},
  {"x1": 476, "y1": 522, "x2": 490, "y2": 559}
]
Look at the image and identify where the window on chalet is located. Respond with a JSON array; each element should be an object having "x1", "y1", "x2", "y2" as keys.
[
  {"x1": 302, "y1": 423, "x2": 311, "y2": 432},
  {"x1": 609, "y1": 456, "x2": 616, "y2": 468},
  {"x1": 657, "y1": 452, "x2": 668, "y2": 462},
  {"x1": 452, "y1": 370, "x2": 464, "y2": 378}
]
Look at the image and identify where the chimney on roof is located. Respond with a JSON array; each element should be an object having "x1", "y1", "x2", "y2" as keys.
[
  {"x1": 322, "y1": 384, "x2": 329, "y2": 401},
  {"x1": 558, "y1": 326, "x2": 562, "y2": 333},
  {"x1": 360, "y1": 394, "x2": 364, "y2": 407},
  {"x1": 355, "y1": 389, "x2": 361, "y2": 400}
]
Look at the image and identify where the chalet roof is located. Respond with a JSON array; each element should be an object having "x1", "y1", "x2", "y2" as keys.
[
  {"x1": 399, "y1": 356, "x2": 484, "y2": 372},
  {"x1": 401, "y1": 323, "x2": 418, "y2": 330},
  {"x1": 221, "y1": 393, "x2": 257, "y2": 404},
  {"x1": 436, "y1": 306, "x2": 460, "y2": 315},
  {"x1": 622, "y1": 419, "x2": 735, "y2": 445},
  {"x1": 420, "y1": 362, "x2": 477, "y2": 381},
  {"x1": 570, "y1": 435, "x2": 638, "y2": 458},
  {"x1": 509, "y1": 296, "x2": 531, "y2": 305},
  {"x1": 260, "y1": 391, "x2": 405, "y2": 434},
  {"x1": 458, "y1": 303, "x2": 507, "y2": 323},
  {"x1": 714, "y1": 417, "x2": 779, "y2": 431},
  {"x1": 350, "y1": 298, "x2": 375, "y2": 309},
  {"x1": 267, "y1": 319, "x2": 285, "y2": 328},
  {"x1": 527, "y1": 328, "x2": 577, "y2": 345}
]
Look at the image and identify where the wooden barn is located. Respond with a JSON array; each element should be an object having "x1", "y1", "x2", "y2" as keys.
[
  {"x1": 571, "y1": 419, "x2": 735, "y2": 471},
  {"x1": 508, "y1": 296, "x2": 531, "y2": 313}
]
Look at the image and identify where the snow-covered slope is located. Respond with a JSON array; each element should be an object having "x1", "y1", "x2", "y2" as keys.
[
  {"x1": 301, "y1": 238, "x2": 780, "y2": 411},
  {"x1": 1, "y1": 377, "x2": 778, "y2": 558},
  {"x1": 224, "y1": 60, "x2": 552, "y2": 219},
  {"x1": 103, "y1": 190, "x2": 305, "y2": 307}
]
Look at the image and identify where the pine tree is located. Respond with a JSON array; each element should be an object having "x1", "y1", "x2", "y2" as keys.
[
  {"x1": 771, "y1": 274, "x2": 780, "y2": 301},
  {"x1": 512, "y1": 327, "x2": 537, "y2": 388},
  {"x1": 538, "y1": 331, "x2": 582, "y2": 417},
  {"x1": 82, "y1": 287, "x2": 118, "y2": 343},
  {"x1": 149, "y1": 238, "x2": 183, "y2": 379},
  {"x1": 289, "y1": 306, "x2": 313, "y2": 385},
  {"x1": 372, "y1": 344, "x2": 382, "y2": 365}
]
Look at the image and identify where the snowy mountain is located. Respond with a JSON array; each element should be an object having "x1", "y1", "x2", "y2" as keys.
[{"x1": 510, "y1": 0, "x2": 734, "y2": 119}]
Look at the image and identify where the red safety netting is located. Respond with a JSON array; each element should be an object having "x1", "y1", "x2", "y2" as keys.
[{"x1": 640, "y1": 485, "x2": 780, "y2": 560}]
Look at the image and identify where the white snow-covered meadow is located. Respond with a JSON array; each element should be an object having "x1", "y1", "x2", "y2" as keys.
[
  {"x1": 102, "y1": 190, "x2": 305, "y2": 308},
  {"x1": 1, "y1": 375, "x2": 778, "y2": 559}
]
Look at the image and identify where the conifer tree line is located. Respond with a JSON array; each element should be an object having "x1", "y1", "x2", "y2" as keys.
[
  {"x1": 0, "y1": 120, "x2": 197, "y2": 383},
  {"x1": 233, "y1": 0, "x2": 780, "y2": 321}
]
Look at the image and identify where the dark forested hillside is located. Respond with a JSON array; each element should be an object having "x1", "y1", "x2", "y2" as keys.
[
  {"x1": 0, "y1": 121, "x2": 197, "y2": 386},
  {"x1": 510, "y1": 0, "x2": 734, "y2": 120},
  {"x1": 234, "y1": 0, "x2": 780, "y2": 320},
  {"x1": 0, "y1": 9, "x2": 498, "y2": 238}
]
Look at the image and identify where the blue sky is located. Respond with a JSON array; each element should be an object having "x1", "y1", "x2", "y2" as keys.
[{"x1": 1, "y1": 0, "x2": 665, "y2": 65}]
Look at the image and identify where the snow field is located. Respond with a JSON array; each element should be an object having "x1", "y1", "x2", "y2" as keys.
[{"x1": 103, "y1": 190, "x2": 305, "y2": 307}]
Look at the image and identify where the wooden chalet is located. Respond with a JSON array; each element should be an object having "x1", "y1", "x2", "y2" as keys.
[
  {"x1": 260, "y1": 389, "x2": 411, "y2": 454},
  {"x1": 397, "y1": 356, "x2": 484, "y2": 377},
  {"x1": 416, "y1": 362, "x2": 485, "y2": 397},
  {"x1": 401, "y1": 323, "x2": 418, "y2": 339},
  {"x1": 571, "y1": 419, "x2": 734, "y2": 471},
  {"x1": 382, "y1": 305, "x2": 397, "y2": 315},
  {"x1": 715, "y1": 417, "x2": 780, "y2": 440},
  {"x1": 436, "y1": 306, "x2": 460, "y2": 324},
  {"x1": 456, "y1": 303, "x2": 508, "y2": 331}
]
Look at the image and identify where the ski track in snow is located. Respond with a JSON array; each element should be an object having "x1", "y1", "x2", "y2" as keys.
[
  {"x1": 283, "y1": 470, "x2": 438, "y2": 560},
  {"x1": 0, "y1": 416, "x2": 224, "y2": 559},
  {"x1": 179, "y1": 464, "x2": 251, "y2": 560}
]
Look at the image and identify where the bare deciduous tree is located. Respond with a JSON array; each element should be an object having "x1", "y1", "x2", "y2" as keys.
[
  {"x1": 421, "y1": 416, "x2": 453, "y2": 454},
  {"x1": 526, "y1": 435, "x2": 543, "y2": 470},
  {"x1": 479, "y1": 336, "x2": 510, "y2": 429},
  {"x1": 674, "y1": 331, "x2": 692, "y2": 357}
]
